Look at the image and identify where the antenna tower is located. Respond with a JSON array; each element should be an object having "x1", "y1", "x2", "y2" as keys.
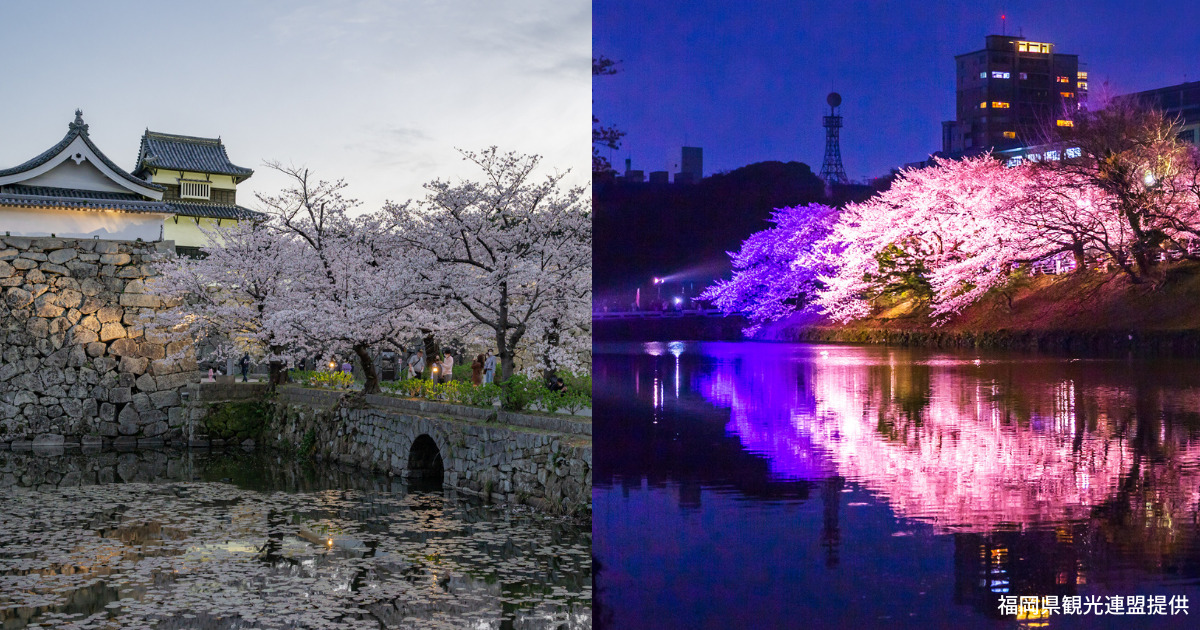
[{"x1": 820, "y1": 92, "x2": 848, "y2": 184}]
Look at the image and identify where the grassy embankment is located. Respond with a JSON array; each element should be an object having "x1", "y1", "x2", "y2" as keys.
[{"x1": 762, "y1": 262, "x2": 1200, "y2": 355}]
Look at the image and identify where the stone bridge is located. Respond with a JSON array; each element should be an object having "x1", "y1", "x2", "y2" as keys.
[{"x1": 267, "y1": 386, "x2": 591, "y2": 514}]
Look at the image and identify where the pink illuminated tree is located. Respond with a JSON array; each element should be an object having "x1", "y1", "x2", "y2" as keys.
[{"x1": 815, "y1": 155, "x2": 1038, "y2": 320}]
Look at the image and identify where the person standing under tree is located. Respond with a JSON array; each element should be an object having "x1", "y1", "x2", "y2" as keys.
[
  {"x1": 471, "y1": 354, "x2": 484, "y2": 385},
  {"x1": 240, "y1": 353, "x2": 251, "y2": 383},
  {"x1": 441, "y1": 352, "x2": 454, "y2": 384},
  {"x1": 411, "y1": 350, "x2": 426, "y2": 380},
  {"x1": 483, "y1": 351, "x2": 497, "y2": 384}
]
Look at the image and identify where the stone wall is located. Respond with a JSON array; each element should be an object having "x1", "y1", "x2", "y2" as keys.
[
  {"x1": 269, "y1": 386, "x2": 592, "y2": 515},
  {"x1": 0, "y1": 236, "x2": 197, "y2": 447}
]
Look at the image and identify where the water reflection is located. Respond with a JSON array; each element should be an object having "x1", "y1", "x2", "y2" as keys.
[
  {"x1": 0, "y1": 450, "x2": 590, "y2": 629},
  {"x1": 594, "y1": 341, "x2": 1200, "y2": 629}
]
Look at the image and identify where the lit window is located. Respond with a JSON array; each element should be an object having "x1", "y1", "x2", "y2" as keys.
[
  {"x1": 1065, "y1": 147, "x2": 1082, "y2": 158},
  {"x1": 992, "y1": 71, "x2": 1010, "y2": 79},
  {"x1": 980, "y1": 71, "x2": 987, "y2": 79},
  {"x1": 1027, "y1": 153, "x2": 1042, "y2": 162},
  {"x1": 1057, "y1": 119, "x2": 1074, "y2": 127},
  {"x1": 1078, "y1": 81, "x2": 1088, "y2": 90},
  {"x1": 1077, "y1": 71, "x2": 1088, "y2": 79},
  {"x1": 1057, "y1": 76, "x2": 1070, "y2": 83},
  {"x1": 1018, "y1": 41, "x2": 1050, "y2": 53},
  {"x1": 991, "y1": 102, "x2": 1010, "y2": 109},
  {"x1": 1019, "y1": 72, "x2": 1028, "y2": 80},
  {"x1": 1060, "y1": 92, "x2": 1074, "y2": 98},
  {"x1": 981, "y1": 101, "x2": 988, "y2": 109},
  {"x1": 179, "y1": 180, "x2": 211, "y2": 200},
  {"x1": 1044, "y1": 150, "x2": 1060, "y2": 161},
  {"x1": 1005, "y1": 157, "x2": 1024, "y2": 167},
  {"x1": 1003, "y1": 131, "x2": 1017, "y2": 139}
]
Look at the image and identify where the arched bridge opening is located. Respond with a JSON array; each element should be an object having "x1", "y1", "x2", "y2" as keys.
[{"x1": 408, "y1": 434, "x2": 445, "y2": 487}]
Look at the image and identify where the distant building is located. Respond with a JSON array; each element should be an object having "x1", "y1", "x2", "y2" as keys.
[
  {"x1": 943, "y1": 35, "x2": 1084, "y2": 154},
  {"x1": 648, "y1": 171, "x2": 670, "y2": 184},
  {"x1": 621, "y1": 158, "x2": 645, "y2": 183},
  {"x1": 0, "y1": 111, "x2": 260, "y2": 254},
  {"x1": 679, "y1": 146, "x2": 702, "y2": 181},
  {"x1": 1121, "y1": 81, "x2": 1200, "y2": 147}
]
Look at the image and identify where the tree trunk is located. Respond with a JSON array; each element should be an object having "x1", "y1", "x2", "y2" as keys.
[
  {"x1": 542, "y1": 318, "x2": 560, "y2": 384},
  {"x1": 268, "y1": 360, "x2": 286, "y2": 389},
  {"x1": 1071, "y1": 243, "x2": 1088, "y2": 274},
  {"x1": 354, "y1": 343, "x2": 380, "y2": 394}
]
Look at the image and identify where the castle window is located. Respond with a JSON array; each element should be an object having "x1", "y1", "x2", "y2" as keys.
[
  {"x1": 180, "y1": 180, "x2": 211, "y2": 200},
  {"x1": 991, "y1": 102, "x2": 1010, "y2": 109},
  {"x1": 992, "y1": 71, "x2": 1010, "y2": 79},
  {"x1": 1057, "y1": 119, "x2": 1074, "y2": 127},
  {"x1": 1003, "y1": 131, "x2": 1017, "y2": 139}
]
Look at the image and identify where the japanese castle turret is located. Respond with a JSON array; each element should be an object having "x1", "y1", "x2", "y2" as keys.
[
  {"x1": 0, "y1": 111, "x2": 260, "y2": 254},
  {"x1": 132, "y1": 129, "x2": 257, "y2": 255}
]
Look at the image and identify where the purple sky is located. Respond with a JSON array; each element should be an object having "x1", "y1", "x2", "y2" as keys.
[{"x1": 594, "y1": 0, "x2": 1200, "y2": 182}]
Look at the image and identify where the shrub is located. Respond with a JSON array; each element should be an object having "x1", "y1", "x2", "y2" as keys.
[
  {"x1": 559, "y1": 371, "x2": 592, "y2": 398},
  {"x1": 204, "y1": 401, "x2": 270, "y2": 440},
  {"x1": 539, "y1": 388, "x2": 566, "y2": 414},
  {"x1": 559, "y1": 389, "x2": 591, "y2": 415},
  {"x1": 467, "y1": 382, "x2": 500, "y2": 407},
  {"x1": 499, "y1": 374, "x2": 539, "y2": 411},
  {"x1": 309, "y1": 370, "x2": 354, "y2": 389},
  {"x1": 452, "y1": 364, "x2": 473, "y2": 382},
  {"x1": 290, "y1": 369, "x2": 317, "y2": 384}
]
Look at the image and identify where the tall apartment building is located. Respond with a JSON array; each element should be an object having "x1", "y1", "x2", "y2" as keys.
[{"x1": 942, "y1": 36, "x2": 1086, "y2": 154}]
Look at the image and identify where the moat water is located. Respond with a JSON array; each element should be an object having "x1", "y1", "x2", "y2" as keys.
[
  {"x1": 593, "y1": 341, "x2": 1200, "y2": 629},
  {"x1": 0, "y1": 449, "x2": 590, "y2": 629}
]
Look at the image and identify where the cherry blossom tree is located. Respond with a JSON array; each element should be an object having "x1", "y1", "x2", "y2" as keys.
[
  {"x1": 149, "y1": 165, "x2": 436, "y2": 395},
  {"x1": 1041, "y1": 100, "x2": 1200, "y2": 280},
  {"x1": 261, "y1": 164, "x2": 435, "y2": 394},
  {"x1": 700, "y1": 203, "x2": 841, "y2": 334},
  {"x1": 146, "y1": 218, "x2": 301, "y2": 386},
  {"x1": 385, "y1": 148, "x2": 591, "y2": 380},
  {"x1": 815, "y1": 156, "x2": 1038, "y2": 320}
]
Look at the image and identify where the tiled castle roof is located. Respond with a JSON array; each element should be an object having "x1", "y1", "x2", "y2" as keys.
[
  {"x1": 0, "y1": 111, "x2": 165, "y2": 193},
  {"x1": 134, "y1": 131, "x2": 254, "y2": 180},
  {"x1": 0, "y1": 184, "x2": 169, "y2": 214},
  {"x1": 166, "y1": 201, "x2": 264, "y2": 220}
]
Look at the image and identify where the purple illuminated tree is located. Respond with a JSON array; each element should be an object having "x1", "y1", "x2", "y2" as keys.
[{"x1": 701, "y1": 203, "x2": 841, "y2": 333}]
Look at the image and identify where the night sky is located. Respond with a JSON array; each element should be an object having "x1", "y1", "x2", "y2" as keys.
[{"x1": 594, "y1": 0, "x2": 1200, "y2": 182}]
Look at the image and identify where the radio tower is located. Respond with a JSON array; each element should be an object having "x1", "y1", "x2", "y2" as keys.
[{"x1": 820, "y1": 92, "x2": 848, "y2": 184}]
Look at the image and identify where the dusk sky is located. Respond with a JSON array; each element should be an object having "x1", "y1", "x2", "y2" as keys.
[
  {"x1": 594, "y1": 0, "x2": 1200, "y2": 182},
  {"x1": 0, "y1": 0, "x2": 590, "y2": 212}
]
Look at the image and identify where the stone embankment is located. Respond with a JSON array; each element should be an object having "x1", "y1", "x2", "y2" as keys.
[
  {"x1": 269, "y1": 386, "x2": 592, "y2": 515},
  {"x1": 0, "y1": 236, "x2": 197, "y2": 448}
]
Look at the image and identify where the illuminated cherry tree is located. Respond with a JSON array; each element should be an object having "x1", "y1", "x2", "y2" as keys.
[
  {"x1": 700, "y1": 203, "x2": 841, "y2": 334},
  {"x1": 814, "y1": 156, "x2": 1041, "y2": 320},
  {"x1": 386, "y1": 148, "x2": 592, "y2": 380}
]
